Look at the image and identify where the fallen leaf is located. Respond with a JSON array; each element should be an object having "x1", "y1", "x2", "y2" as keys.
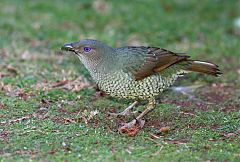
[{"x1": 159, "y1": 126, "x2": 170, "y2": 133}]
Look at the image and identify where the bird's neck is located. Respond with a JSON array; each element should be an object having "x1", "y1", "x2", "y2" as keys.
[{"x1": 78, "y1": 55, "x2": 116, "y2": 83}]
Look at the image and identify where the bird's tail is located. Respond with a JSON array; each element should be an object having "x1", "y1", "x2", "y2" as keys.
[{"x1": 184, "y1": 60, "x2": 222, "y2": 76}]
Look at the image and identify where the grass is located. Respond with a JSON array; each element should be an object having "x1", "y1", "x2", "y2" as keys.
[{"x1": 0, "y1": 0, "x2": 240, "y2": 161}]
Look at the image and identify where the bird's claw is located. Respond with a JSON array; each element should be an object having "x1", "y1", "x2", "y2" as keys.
[{"x1": 118, "y1": 119, "x2": 145, "y2": 136}]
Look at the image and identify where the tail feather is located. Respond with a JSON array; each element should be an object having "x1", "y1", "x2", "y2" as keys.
[{"x1": 185, "y1": 60, "x2": 222, "y2": 76}]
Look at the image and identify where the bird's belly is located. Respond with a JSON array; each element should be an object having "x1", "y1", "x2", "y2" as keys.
[{"x1": 97, "y1": 70, "x2": 184, "y2": 100}]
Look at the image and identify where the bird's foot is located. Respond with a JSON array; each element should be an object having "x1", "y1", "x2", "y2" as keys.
[
  {"x1": 108, "y1": 110, "x2": 131, "y2": 117},
  {"x1": 118, "y1": 119, "x2": 145, "y2": 136},
  {"x1": 108, "y1": 101, "x2": 138, "y2": 117}
]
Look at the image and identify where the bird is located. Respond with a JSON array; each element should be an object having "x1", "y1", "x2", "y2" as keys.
[{"x1": 61, "y1": 39, "x2": 221, "y2": 134}]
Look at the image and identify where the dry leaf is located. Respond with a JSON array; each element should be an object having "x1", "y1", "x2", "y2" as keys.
[{"x1": 159, "y1": 126, "x2": 170, "y2": 133}]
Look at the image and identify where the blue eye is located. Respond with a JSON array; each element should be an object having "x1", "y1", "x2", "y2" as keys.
[{"x1": 84, "y1": 47, "x2": 91, "y2": 53}]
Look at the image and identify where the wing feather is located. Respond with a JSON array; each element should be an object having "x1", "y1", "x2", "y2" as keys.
[
  {"x1": 133, "y1": 47, "x2": 189, "y2": 80},
  {"x1": 116, "y1": 46, "x2": 189, "y2": 81}
]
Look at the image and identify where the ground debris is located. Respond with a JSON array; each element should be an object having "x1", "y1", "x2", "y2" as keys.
[
  {"x1": 0, "y1": 82, "x2": 34, "y2": 99},
  {"x1": 61, "y1": 76, "x2": 92, "y2": 92},
  {"x1": 15, "y1": 149, "x2": 35, "y2": 155},
  {"x1": 33, "y1": 76, "x2": 92, "y2": 92},
  {"x1": 166, "y1": 139, "x2": 188, "y2": 145},
  {"x1": 0, "y1": 112, "x2": 48, "y2": 126},
  {"x1": 80, "y1": 109, "x2": 99, "y2": 125},
  {"x1": 51, "y1": 80, "x2": 69, "y2": 87},
  {"x1": 158, "y1": 126, "x2": 170, "y2": 133}
]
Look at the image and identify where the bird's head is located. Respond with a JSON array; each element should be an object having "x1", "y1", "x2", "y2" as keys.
[
  {"x1": 61, "y1": 39, "x2": 115, "y2": 77},
  {"x1": 61, "y1": 39, "x2": 113, "y2": 60}
]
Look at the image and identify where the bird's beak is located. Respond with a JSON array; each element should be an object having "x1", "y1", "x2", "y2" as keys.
[{"x1": 61, "y1": 43, "x2": 75, "y2": 52}]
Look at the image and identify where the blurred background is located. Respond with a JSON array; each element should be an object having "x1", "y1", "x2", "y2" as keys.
[
  {"x1": 0, "y1": 0, "x2": 239, "y2": 83},
  {"x1": 0, "y1": 0, "x2": 239, "y2": 161}
]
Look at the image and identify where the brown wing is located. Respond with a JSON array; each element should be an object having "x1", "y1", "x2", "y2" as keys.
[{"x1": 133, "y1": 47, "x2": 189, "y2": 80}]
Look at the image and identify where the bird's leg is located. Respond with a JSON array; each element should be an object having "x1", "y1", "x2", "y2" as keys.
[
  {"x1": 118, "y1": 98, "x2": 156, "y2": 135},
  {"x1": 108, "y1": 101, "x2": 138, "y2": 117}
]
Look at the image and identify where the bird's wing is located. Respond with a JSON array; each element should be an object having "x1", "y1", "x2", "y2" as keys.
[{"x1": 116, "y1": 46, "x2": 189, "y2": 81}]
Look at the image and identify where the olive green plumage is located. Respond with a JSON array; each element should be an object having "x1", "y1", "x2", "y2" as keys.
[
  {"x1": 61, "y1": 39, "x2": 221, "y2": 100},
  {"x1": 62, "y1": 39, "x2": 221, "y2": 132}
]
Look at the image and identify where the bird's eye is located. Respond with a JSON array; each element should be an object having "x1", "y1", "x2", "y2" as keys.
[{"x1": 83, "y1": 47, "x2": 91, "y2": 53}]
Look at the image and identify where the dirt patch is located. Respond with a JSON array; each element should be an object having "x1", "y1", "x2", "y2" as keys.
[
  {"x1": 165, "y1": 83, "x2": 239, "y2": 112},
  {"x1": 197, "y1": 83, "x2": 236, "y2": 103},
  {"x1": 197, "y1": 83, "x2": 239, "y2": 112}
]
